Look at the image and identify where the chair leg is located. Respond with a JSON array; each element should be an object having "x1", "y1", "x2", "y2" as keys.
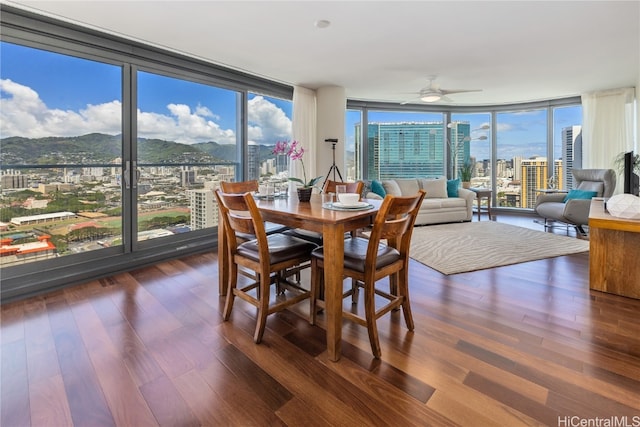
[
  {"x1": 253, "y1": 273, "x2": 271, "y2": 343},
  {"x1": 351, "y1": 279, "x2": 359, "y2": 304},
  {"x1": 398, "y1": 267, "x2": 414, "y2": 331},
  {"x1": 223, "y1": 263, "x2": 238, "y2": 321},
  {"x1": 363, "y1": 282, "x2": 382, "y2": 359}
]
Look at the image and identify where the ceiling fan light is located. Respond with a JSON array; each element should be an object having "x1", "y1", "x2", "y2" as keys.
[{"x1": 420, "y1": 93, "x2": 441, "y2": 102}]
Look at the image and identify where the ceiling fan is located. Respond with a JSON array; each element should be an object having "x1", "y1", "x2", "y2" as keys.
[{"x1": 401, "y1": 76, "x2": 482, "y2": 104}]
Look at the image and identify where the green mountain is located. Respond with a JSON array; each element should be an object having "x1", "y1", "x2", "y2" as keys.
[
  {"x1": 194, "y1": 141, "x2": 277, "y2": 162},
  {"x1": 0, "y1": 133, "x2": 245, "y2": 165}
]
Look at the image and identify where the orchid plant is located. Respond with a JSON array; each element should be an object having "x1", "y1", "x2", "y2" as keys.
[{"x1": 272, "y1": 140, "x2": 322, "y2": 188}]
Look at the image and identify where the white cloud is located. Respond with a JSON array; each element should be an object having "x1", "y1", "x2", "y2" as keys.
[
  {"x1": 0, "y1": 79, "x2": 291, "y2": 146},
  {"x1": 248, "y1": 95, "x2": 292, "y2": 144}
]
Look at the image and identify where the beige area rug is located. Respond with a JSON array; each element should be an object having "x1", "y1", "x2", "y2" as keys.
[{"x1": 409, "y1": 221, "x2": 590, "y2": 275}]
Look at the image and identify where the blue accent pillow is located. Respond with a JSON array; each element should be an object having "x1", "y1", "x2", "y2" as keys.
[
  {"x1": 371, "y1": 180, "x2": 386, "y2": 198},
  {"x1": 447, "y1": 179, "x2": 460, "y2": 197},
  {"x1": 563, "y1": 189, "x2": 597, "y2": 202}
]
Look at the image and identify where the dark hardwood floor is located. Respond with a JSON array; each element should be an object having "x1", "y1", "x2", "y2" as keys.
[{"x1": 2, "y1": 214, "x2": 640, "y2": 426}]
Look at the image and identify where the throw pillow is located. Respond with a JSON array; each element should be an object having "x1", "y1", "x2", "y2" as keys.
[
  {"x1": 563, "y1": 189, "x2": 598, "y2": 202},
  {"x1": 381, "y1": 180, "x2": 402, "y2": 196},
  {"x1": 447, "y1": 179, "x2": 460, "y2": 198},
  {"x1": 419, "y1": 178, "x2": 448, "y2": 198},
  {"x1": 395, "y1": 179, "x2": 421, "y2": 195},
  {"x1": 371, "y1": 180, "x2": 386, "y2": 198}
]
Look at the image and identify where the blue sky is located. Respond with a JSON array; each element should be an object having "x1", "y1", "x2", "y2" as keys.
[
  {"x1": 0, "y1": 42, "x2": 292, "y2": 145},
  {"x1": 1, "y1": 41, "x2": 581, "y2": 160}
]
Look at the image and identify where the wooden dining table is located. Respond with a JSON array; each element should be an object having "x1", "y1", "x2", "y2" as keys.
[{"x1": 217, "y1": 193, "x2": 381, "y2": 362}]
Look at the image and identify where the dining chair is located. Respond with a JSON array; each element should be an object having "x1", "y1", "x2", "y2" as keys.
[
  {"x1": 220, "y1": 180, "x2": 289, "y2": 236},
  {"x1": 214, "y1": 189, "x2": 318, "y2": 343},
  {"x1": 323, "y1": 179, "x2": 365, "y2": 196},
  {"x1": 310, "y1": 189, "x2": 426, "y2": 358}
]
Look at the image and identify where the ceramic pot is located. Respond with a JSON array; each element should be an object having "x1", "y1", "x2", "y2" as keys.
[{"x1": 297, "y1": 187, "x2": 313, "y2": 202}]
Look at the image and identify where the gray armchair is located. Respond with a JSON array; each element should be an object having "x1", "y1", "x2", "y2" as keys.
[{"x1": 534, "y1": 169, "x2": 616, "y2": 235}]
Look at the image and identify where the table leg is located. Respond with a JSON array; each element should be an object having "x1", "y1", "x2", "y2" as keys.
[
  {"x1": 323, "y1": 223, "x2": 344, "y2": 362},
  {"x1": 477, "y1": 194, "x2": 481, "y2": 221}
]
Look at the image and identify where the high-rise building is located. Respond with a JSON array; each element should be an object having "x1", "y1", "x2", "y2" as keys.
[
  {"x1": 1, "y1": 174, "x2": 27, "y2": 189},
  {"x1": 562, "y1": 125, "x2": 582, "y2": 189},
  {"x1": 520, "y1": 156, "x2": 548, "y2": 208},
  {"x1": 181, "y1": 166, "x2": 196, "y2": 187},
  {"x1": 188, "y1": 188, "x2": 218, "y2": 231},
  {"x1": 247, "y1": 141, "x2": 260, "y2": 181},
  {"x1": 364, "y1": 121, "x2": 471, "y2": 179}
]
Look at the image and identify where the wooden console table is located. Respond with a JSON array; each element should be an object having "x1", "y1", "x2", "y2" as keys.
[{"x1": 588, "y1": 198, "x2": 640, "y2": 299}]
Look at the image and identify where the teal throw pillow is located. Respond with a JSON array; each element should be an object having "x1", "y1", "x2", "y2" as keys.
[
  {"x1": 563, "y1": 189, "x2": 597, "y2": 202},
  {"x1": 446, "y1": 179, "x2": 460, "y2": 197},
  {"x1": 371, "y1": 180, "x2": 386, "y2": 198}
]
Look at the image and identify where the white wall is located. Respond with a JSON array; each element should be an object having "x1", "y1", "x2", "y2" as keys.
[{"x1": 315, "y1": 86, "x2": 346, "y2": 185}]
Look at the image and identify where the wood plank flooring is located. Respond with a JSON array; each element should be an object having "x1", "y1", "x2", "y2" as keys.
[{"x1": 2, "y1": 215, "x2": 640, "y2": 426}]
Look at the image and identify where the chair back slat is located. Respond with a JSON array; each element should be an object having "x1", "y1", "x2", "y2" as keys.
[
  {"x1": 214, "y1": 190, "x2": 268, "y2": 251},
  {"x1": 221, "y1": 180, "x2": 259, "y2": 194},
  {"x1": 367, "y1": 190, "x2": 426, "y2": 260}
]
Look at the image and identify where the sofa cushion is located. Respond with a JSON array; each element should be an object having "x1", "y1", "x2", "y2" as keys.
[
  {"x1": 394, "y1": 179, "x2": 420, "y2": 195},
  {"x1": 421, "y1": 197, "x2": 467, "y2": 209},
  {"x1": 381, "y1": 180, "x2": 402, "y2": 196},
  {"x1": 563, "y1": 189, "x2": 598, "y2": 202},
  {"x1": 447, "y1": 179, "x2": 460, "y2": 197},
  {"x1": 419, "y1": 178, "x2": 448, "y2": 198},
  {"x1": 371, "y1": 180, "x2": 386, "y2": 198}
]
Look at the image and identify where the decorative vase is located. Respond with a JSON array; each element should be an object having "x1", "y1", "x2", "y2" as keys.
[
  {"x1": 297, "y1": 187, "x2": 313, "y2": 202},
  {"x1": 462, "y1": 181, "x2": 471, "y2": 189}
]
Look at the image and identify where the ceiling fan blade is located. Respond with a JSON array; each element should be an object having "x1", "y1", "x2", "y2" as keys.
[
  {"x1": 440, "y1": 89, "x2": 482, "y2": 95},
  {"x1": 400, "y1": 98, "x2": 419, "y2": 105}
]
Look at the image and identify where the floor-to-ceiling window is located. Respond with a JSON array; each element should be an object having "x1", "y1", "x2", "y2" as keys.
[
  {"x1": 135, "y1": 71, "x2": 240, "y2": 244},
  {"x1": 553, "y1": 105, "x2": 583, "y2": 190},
  {"x1": 1, "y1": 42, "x2": 124, "y2": 265},
  {"x1": 450, "y1": 112, "x2": 492, "y2": 188},
  {"x1": 247, "y1": 93, "x2": 293, "y2": 194},
  {"x1": 0, "y1": 6, "x2": 292, "y2": 301},
  {"x1": 346, "y1": 109, "x2": 362, "y2": 181},
  {"x1": 496, "y1": 108, "x2": 548, "y2": 209},
  {"x1": 347, "y1": 100, "x2": 582, "y2": 208}
]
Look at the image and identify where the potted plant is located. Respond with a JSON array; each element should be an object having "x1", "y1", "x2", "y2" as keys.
[
  {"x1": 272, "y1": 140, "x2": 322, "y2": 201},
  {"x1": 459, "y1": 162, "x2": 474, "y2": 189}
]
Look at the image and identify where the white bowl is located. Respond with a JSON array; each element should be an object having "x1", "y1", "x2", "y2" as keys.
[{"x1": 337, "y1": 192, "x2": 360, "y2": 206}]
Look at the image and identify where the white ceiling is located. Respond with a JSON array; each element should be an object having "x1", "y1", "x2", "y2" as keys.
[{"x1": 6, "y1": 0, "x2": 640, "y2": 106}]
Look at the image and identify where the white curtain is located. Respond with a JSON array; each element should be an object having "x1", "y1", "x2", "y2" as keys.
[
  {"x1": 582, "y1": 87, "x2": 635, "y2": 194},
  {"x1": 291, "y1": 86, "x2": 317, "y2": 192}
]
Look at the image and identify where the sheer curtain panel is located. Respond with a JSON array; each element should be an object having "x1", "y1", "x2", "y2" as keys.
[
  {"x1": 291, "y1": 86, "x2": 317, "y2": 193},
  {"x1": 582, "y1": 87, "x2": 636, "y2": 194}
]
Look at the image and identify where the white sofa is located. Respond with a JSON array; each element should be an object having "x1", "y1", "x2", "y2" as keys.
[{"x1": 365, "y1": 178, "x2": 475, "y2": 225}]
